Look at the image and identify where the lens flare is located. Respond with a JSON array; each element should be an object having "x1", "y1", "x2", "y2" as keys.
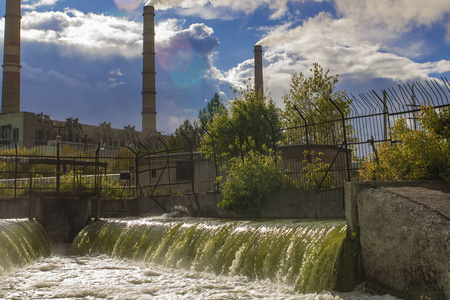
[
  {"x1": 114, "y1": 0, "x2": 141, "y2": 12},
  {"x1": 158, "y1": 38, "x2": 208, "y2": 88}
]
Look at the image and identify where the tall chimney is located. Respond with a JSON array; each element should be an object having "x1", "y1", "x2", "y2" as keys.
[
  {"x1": 254, "y1": 45, "x2": 263, "y2": 99},
  {"x1": 142, "y1": 5, "x2": 157, "y2": 132},
  {"x1": 1, "y1": 0, "x2": 21, "y2": 114}
]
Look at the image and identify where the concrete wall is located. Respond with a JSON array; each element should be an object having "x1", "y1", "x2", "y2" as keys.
[
  {"x1": 345, "y1": 181, "x2": 450, "y2": 299},
  {"x1": 99, "y1": 188, "x2": 344, "y2": 219},
  {"x1": 0, "y1": 194, "x2": 93, "y2": 244},
  {"x1": 34, "y1": 195, "x2": 93, "y2": 244},
  {"x1": 0, "y1": 187, "x2": 344, "y2": 244},
  {"x1": 0, "y1": 197, "x2": 30, "y2": 218}
]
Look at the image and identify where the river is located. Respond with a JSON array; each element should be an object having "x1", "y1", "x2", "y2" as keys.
[
  {"x1": 0, "y1": 254, "x2": 399, "y2": 300},
  {"x1": 0, "y1": 218, "x2": 402, "y2": 299}
]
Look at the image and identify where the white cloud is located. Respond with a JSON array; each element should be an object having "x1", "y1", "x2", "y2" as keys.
[
  {"x1": 145, "y1": 0, "x2": 328, "y2": 20},
  {"x1": 109, "y1": 69, "x2": 124, "y2": 76},
  {"x1": 21, "y1": 9, "x2": 143, "y2": 58},
  {"x1": 335, "y1": 0, "x2": 450, "y2": 32},
  {"x1": 106, "y1": 69, "x2": 125, "y2": 89},
  {"x1": 18, "y1": 9, "x2": 222, "y2": 61},
  {"x1": 155, "y1": 18, "x2": 184, "y2": 41},
  {"x1": 22, "y1": 0, "x2": 59, "y2": 10},
  {"x1": 220, "y1": 12, "x2": 450, "y2": 106},
  {"x1": 103, "y1": 77, "x2": 125, "y2": 89}
]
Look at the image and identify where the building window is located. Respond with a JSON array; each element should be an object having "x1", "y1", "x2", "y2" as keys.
[
  {"x1": 13, "y1": 128, "x2": 19, "y2": 143},
  {"x1": 0, "y1": 126, "x2": 9, "y2": 141},
  {"x1": 176, "y1": 161, "x2": 194, "y2": 181},
  {"x1": 151, "y1": 169, "x2": 157, "y2": 178}
]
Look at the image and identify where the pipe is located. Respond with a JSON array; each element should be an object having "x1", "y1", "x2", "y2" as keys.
[
  {"x1": 142, "y1": 5, "x2": 157, "y2": 132},
  {"x1": 1, "y1": 0, "x2": 21, "y2": 114}
]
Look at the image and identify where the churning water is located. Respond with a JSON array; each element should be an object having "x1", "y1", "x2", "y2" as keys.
[{"x1": 0, "y1": 218, "x2": 401, "y2": 299}]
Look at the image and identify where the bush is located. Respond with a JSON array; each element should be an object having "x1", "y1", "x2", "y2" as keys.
[
  {"x1": 218, "y1": 151, "x2": 285, "y2": 215},
  {"x1": 360, "y1": 106, "x2": 450, "y2": 182},
  {"x1": 297, "y1": 151, "x2": 333, "y2": 190}
]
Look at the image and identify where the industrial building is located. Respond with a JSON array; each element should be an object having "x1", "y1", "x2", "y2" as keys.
[
  {"x1": 0, "y1": 0, "x2": 265, "y2": 149},
  {"x1": 0, "y1": 0, "x2": 158, "y2": 148}
]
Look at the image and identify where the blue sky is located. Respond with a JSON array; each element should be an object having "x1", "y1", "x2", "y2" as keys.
[{"x1": 0, "y1": 0, "x2": 449, "y2": 134}]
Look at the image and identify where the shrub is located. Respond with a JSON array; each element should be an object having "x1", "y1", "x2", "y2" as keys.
[
  {"x1": 297, "y1": 151, "x2": 333, "y2": 190},
  {"x1": 218, "y1": 151, "x2": 285, "y2": 215},
  {"x1": 360, "y1": 106, "x2": 450, "y2": 182}
]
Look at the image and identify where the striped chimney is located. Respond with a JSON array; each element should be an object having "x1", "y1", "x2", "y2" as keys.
[
  {"x1": 1, "y1": 0, "x2": 21, "y2": 114},
  {"x1": 254, "y1": 45, "x2": 263, "y2": 99},
  {"x1": 142, "y1": 5, "x2": 157, "y2": 132}
]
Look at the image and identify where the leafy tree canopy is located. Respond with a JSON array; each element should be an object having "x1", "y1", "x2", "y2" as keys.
[
  {"x1": 198, "y1": 93, "x2": 226, "y2": 127},
  {"x1": 283, "y1": 63, "x2": 352, "y2": 145},
  {"x1": 201, "y1": 84, "x2": 283, "y2": 161},
  {"x1": 167, "y1": 119, "x2": 203, "y2": 150}
]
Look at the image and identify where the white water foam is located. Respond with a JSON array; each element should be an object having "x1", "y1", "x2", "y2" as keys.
[{"x1": 0, "y1": 255, "x2": 401, "y2": 300}]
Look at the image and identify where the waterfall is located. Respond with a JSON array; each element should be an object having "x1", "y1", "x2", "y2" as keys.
[
  {"x1": 73, "y1": 218, "x2": 347, "y2": 293},
  {"x1": 0, "y1": 219, "x2": 51, "y2": 273}
]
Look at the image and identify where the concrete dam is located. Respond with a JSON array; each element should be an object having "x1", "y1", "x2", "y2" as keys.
[
  {"x1": 1, "y1": 217, "x2": 369, "y2": 299},
  {"x1": 1, "y1": 181, "x2": 449, "y2": 299}
]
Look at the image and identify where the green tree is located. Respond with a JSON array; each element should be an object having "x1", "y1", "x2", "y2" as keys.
[
  {"x1": 283, "y1": 63, "x2": 352, "y2": 145},
  {"x1": 167, "y1": 119, "x2": 203, "y2": 151},
  {"x1": 201, "y1": 84, "x2": 283, "y2": 161},
  {"x1": 198, "y1": 92, "x2": 226, "y2": 127}
]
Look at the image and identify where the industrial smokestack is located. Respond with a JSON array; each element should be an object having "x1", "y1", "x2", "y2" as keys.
[
  {"x1": 254, "y1": 45, "x2": 263, "y2": 99},
  {"x1": 1, "y1": 0, "x2": 21, "y2": 114},
  {"x1": 142, "y1": 5, "x2": 157, "y2": 132}
]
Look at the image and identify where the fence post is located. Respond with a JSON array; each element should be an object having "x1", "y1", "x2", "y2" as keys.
[
  {"x1": 94, "y1": 143, "x2": 100, "y2": 195},
  {"x1": 157, "y1": 137, "x2": 172, "y2": 196},
  {"x1": 373, "y1": 90, "x2": 390, "y2": 142},
  {"x1": 229, "y1": 121, "x2": 244, "y2": 160},
  {"x1": 328, "y1": 98, "x2": 351, "y2": 182},
  {"x1": 180, "y1": 132, "x2": 196, "y2": 194},
  {"x1": 72, "y1": 157, "x2": 76, "y2": 190},
  {"x1": 14, "y1": 142, "x2": 18, "y2": 199},
  {"x1": 293, "y1": 105, "x2": 311, "y2": 163},
  {"x1": 126, "y1": 145, "x2": 141, "y2": 197},
  {"x1": 29, "y1": 171, "x2": 33, "y2": 194},
  {"x1": 261, "y1": 112, "x2": 277, "y2": 165},
  {"x1": 382, "y1": 90, "x2": 389, "y2": 141},
  {"x1": 203, "y1": 127, "x2": 220, "y2": 192},
  {"x1": 56, "y1": 136, "x2": 61, "y2": 193}
]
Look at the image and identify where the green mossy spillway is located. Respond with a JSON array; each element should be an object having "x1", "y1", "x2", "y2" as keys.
[
  {"x1": 72, "y1": 218, "x2": 347, "y2": 293},
  {"x1": 0, "y1": 219, "x2": 51, "y2": 273}
]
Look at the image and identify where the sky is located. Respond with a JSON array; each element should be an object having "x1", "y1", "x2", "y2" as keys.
[{"x1": 0, "y1": 0, "x2": 449, "y2": 134}]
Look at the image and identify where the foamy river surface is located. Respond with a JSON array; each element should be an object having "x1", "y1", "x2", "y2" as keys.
[{"x1": 0, "y1": 255, "x2": 400, "y2": 300}]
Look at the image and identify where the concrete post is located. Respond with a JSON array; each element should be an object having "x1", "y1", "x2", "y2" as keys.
[
  {"x1": 142, "y1": 6, "x2": 157, "y2": 132},
  {"x1": 1, "y1": 0, "x2": 22, "y2": 114}
]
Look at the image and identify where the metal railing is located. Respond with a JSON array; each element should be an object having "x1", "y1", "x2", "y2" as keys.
[
  {"x1": 1, "y1": 78, "x2": 449, "y2": 199},
  {"x1": 0, "y1": 141, "x2": 135, "y2": 199},
  {"x1": 133, "y1": 77, "x2": 450, "y2": 196}
]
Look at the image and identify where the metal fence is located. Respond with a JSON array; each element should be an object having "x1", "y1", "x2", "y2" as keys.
[
  {"x1": 133, "y1": 77, "x2": 450, "y2": 197},
  {"x1": 1, "y1": 78, "x2": 449, "y2": 199},
  {"x1": 0, "y1": 141, "x2": 135, "y2": 199}
]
